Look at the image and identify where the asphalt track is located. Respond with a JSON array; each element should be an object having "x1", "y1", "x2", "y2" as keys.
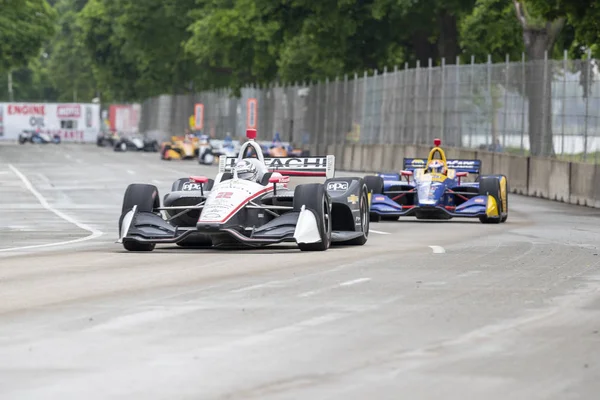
[{"x1": 1, "y1": 143, "x2": 600, "y2": 400}]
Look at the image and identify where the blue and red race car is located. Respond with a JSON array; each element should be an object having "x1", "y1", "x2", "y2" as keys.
[{"x1": 365, "y1": 139, "x2": 508, "y2": 223}]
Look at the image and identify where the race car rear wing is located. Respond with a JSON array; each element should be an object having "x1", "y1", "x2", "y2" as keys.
[
  {"x1": 219, "y1": 155, "x2": 335, "y2": 179},
  {"x1": 403, "y1": 158, "x2": 481, "y2": 174}
]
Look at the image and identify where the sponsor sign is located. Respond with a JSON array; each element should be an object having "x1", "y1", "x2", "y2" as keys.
[
  {"x1": 57, "y1": 104, "x2": 81, "y2": 118},
  {"x1": 226, "y1": 156, "x2": 328, "y2": 170},
  {"x1": 108, "y1": 104, "x2": 141, "y2": 134},
  {"x1": 347, "y1": 194, "x2": 359, "y2": 205},
  {"x1": 0, "y1": 102, "x2": 100, "y2": 142},
  {"x1": 327, "y1": 181, "x2": 348, "y2": 191},
  {"x1": 182, "y1": 182, "x2": 205, "y2": 191}
]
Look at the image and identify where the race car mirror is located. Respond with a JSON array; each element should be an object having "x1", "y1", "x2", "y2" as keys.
[
  {"x1": 269, "y1": 175, "x2": 290, "y2": 184},
  {"x1": 401, "y1": 170, "x2": 413, "y2": 182},
  {"x1": 455, "y1": 171, "x2": 468, "y2": 184},
  {"x1": 190, "y1": 176, "x2": 209, "y2": 196},
  {"x1": 269, "y1": 175, "x2": 290, "y2": 195}
]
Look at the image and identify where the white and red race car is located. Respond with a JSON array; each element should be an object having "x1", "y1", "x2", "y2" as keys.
[{"x1": 117, "y1": 129, "x2": 370, "y2": 252}]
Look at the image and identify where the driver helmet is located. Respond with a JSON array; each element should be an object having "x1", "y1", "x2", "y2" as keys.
[
  {"x1": 234, "y1": 159, "x2": 259, "y2": 181},
  {"x1": 427, "y1": 159, "x2": 444, "y2": 174}
]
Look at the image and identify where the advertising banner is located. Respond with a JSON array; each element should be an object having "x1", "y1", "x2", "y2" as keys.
[
  {"x1": 108, "y1": 104, "x2": 141, "y2": 134},
  {"x1": 0, "y1": 102, "x2": 101, "y2": 142}
]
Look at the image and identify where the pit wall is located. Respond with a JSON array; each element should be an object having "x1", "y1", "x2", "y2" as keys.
[{"x1": 332, "y1": 144, "x2": 600, "y2": 209}]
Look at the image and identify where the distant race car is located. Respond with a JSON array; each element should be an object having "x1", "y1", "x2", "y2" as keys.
[
  {"x1": 197, "y1": 134, "x2": 216, "y2": 165},
  {"x1": 160, "y1": 135, "x2": 199, "y2": 160},
  {"x1": 117, "y1": 128, "x2": 370, "y2": 252},
  {"x1": 114, "y1": 135, "x2": 159, "y2": 152},
  {"x1": 97, "y1": 131, "x2": 120, "y2": 147},
  {"x1": 210, "y1": 137, "x2": 241, "y2": 159},
  {"x1": 365, "y1": 138, "x2": 508, "y2": 224},
  {"x1": 18, "y1": 130, "x2": 60, "y2": 144}
]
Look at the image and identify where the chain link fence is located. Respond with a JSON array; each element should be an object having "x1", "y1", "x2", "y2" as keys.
[{"x1": 139, "y1": 54, "x2": 600, "y2": 163}]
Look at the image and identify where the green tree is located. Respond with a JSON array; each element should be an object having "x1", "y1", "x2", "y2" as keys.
[
  {"x1": 0, "y1": 0, "x2": 58, "y2": 71},
  {"x1": 460, "y1": 0, "x2": 569, "y2": 156},
  {"x1": 48, "y1": 0, "x2": 97, "y2": 102},
  {"x1": 78, "y1": 0, "x2": 198, "y2": 101}
]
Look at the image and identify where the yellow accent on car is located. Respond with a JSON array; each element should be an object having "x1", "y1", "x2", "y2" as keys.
[
  {"x1": 499, "y1": 175, "x2": 507, "y2": 213},
  {"x1": 367, "y1": 192, "x2": 372, "y2": 207},
  {"x1": 426, "y1": 146, "x2": 448, "y2": 172},
  {"x1": 486, "y1": 195, "x2": 499, "y2": 217}
]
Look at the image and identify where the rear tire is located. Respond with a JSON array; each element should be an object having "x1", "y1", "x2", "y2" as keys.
[
  {"x1": 119, "y1": 184, "x2": 160, "y2": 251},
  {"x1": 478, "y1": 176, "x2": 503, "y2": 224},
  {"x1": 293, "y1": 183, "x2": 332, "y2": 251},
  {"x1": 346, "y1": 185, "x2": 369, "y2": 245}
]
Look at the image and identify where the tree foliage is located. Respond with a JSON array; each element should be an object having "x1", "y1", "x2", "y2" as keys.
[
  {"x1": 0, "y1": 0, "x2": 57, "y2": 71},
  {"x1": 2, "y1": 0, "x2": 599, "y2": 109}
]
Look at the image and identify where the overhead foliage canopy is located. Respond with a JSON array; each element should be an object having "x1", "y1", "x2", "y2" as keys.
[{"x1": 0, "y1": 0, "x2": 598, "y2": 105}]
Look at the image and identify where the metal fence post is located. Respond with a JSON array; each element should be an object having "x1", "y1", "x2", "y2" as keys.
[
  {"x1": 324, "y1": 77, "x2": 330, "y2": 146},
  {"x1": 441, "y1": 57, "x2": 445, "y2": 141},
  {"x1": 332, "y1": 76, "x2": 339, "y2": 147},
  {"x1": 487, "y1": 54, "x2": 492, "y2": 147},
  {"x1": 542, "y1": 50, "x2": 548, "y2": 156},
  {"x1": 380, "y1": 67, "x2": 387, "y2": 144},
  {"x1": 314, "y1": 81, "x2": 321, "y2": 148},
  {"x1": 503, "y1": 54, "x2": 509, "y2": 148},
  {"x1": 562, "y1": 50, "x2": 567, "y2": 155},
  {"x1": 520, "y1": 52, "x2": 526, "y2": 153},
  {"x1": 351, "y1": 72, "x2": 358, "y2": 144},
  {"x1": 401, "y1": 62, "x2": 408, "y2": 144},
  {"x1": 427, "y1": 58, "x2": 433, "y2": 143},
  {"x1": 583, "y1": 49, "x2": 592, "y2": 161},
  {"x1": 454, "y1": 56, "x2": 460, "y2": 147},
  {"x1": 362, "y1": 70, "x2": 368, "y2": 143},
  {"x1": 370, "y1": 70, "x2": 377, "y2": 144},
  {"x1": 413, "y1": 60, "x2": 420, "y2": 144},
  {"x1": 341, "y1": 74, "x2": 348, "y2": 147},
  {"x1": 469, "y1": 55, "x2": 474, "y2": 147},
  {"x1": 390, "y1": 65, "x2": 399, "y2": 144}
]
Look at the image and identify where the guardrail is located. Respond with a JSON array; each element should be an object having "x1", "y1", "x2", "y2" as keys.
[{"x1": 312, "y1": 143, "x2": 599, "y2": 209}]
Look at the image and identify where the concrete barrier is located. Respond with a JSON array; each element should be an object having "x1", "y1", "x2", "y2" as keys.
[
  {"x1": 391, "y1": 145, "x2": 406, "y2": 172},
  {"x1": 548, "y1": 160, "x2": 570, "y2": 202},
  {"x1": 381, "y1": 144, "x2": 395, "y2": 172},
  {"x1": 476, "y1": 151, "x2": 494, "y2": 175},
  {"x1": 369, "y1": 144, "x2": 385, "y2": 172},
  {"x1": 569, "y1": 162, "x2": 596, "y2": 207},
  {"x1": 351, "y1": 145, "x2": 363, "y2": 171},
  {"x1": 507, "y1": 154, "x2": 528, "y2": 195},
  {"x1": 342, "y1": 145, "x2": 353, "y2": 171},
  {"x1": 527, "y1": 157, "x2": 552, "y2": 198}
]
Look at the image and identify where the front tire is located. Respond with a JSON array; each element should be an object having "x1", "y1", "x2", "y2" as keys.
[
  {"x1": 478, "y1": 176, "x2": 503, "y2": 224},
  {"x1": 118, "y1": 184, "x2": 160, "y2": 251},
  {"x1": 293, "y1": 183, "x2": 332, "y2": 251}
]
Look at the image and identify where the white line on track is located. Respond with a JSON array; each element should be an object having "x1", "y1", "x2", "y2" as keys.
[
  {"x1": 339, "y1": 277, "x2": 371, "y2": 286},
  {"x1": 299, "y1": 277, "x2": 371, "y2": 297},
  {"x1": 370, "y1": 229, "x2": 390, "y2": 235},
  {"x1": 65, "y1": 154, "x2": 72, "y2": 160},
  {"x1": 0, "y1": 165, "x2": 104, "y2": 253},
  {"x1": 127, "y1": 169, "x2": 136, "y2": 175},
  {"x1": 428, "y1": 245, "x2": 446, "y2": 253}
]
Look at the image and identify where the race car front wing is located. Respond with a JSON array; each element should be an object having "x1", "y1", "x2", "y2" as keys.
[{"x1": 370, "y1": 193, "x2": 499, "y2": 219}]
